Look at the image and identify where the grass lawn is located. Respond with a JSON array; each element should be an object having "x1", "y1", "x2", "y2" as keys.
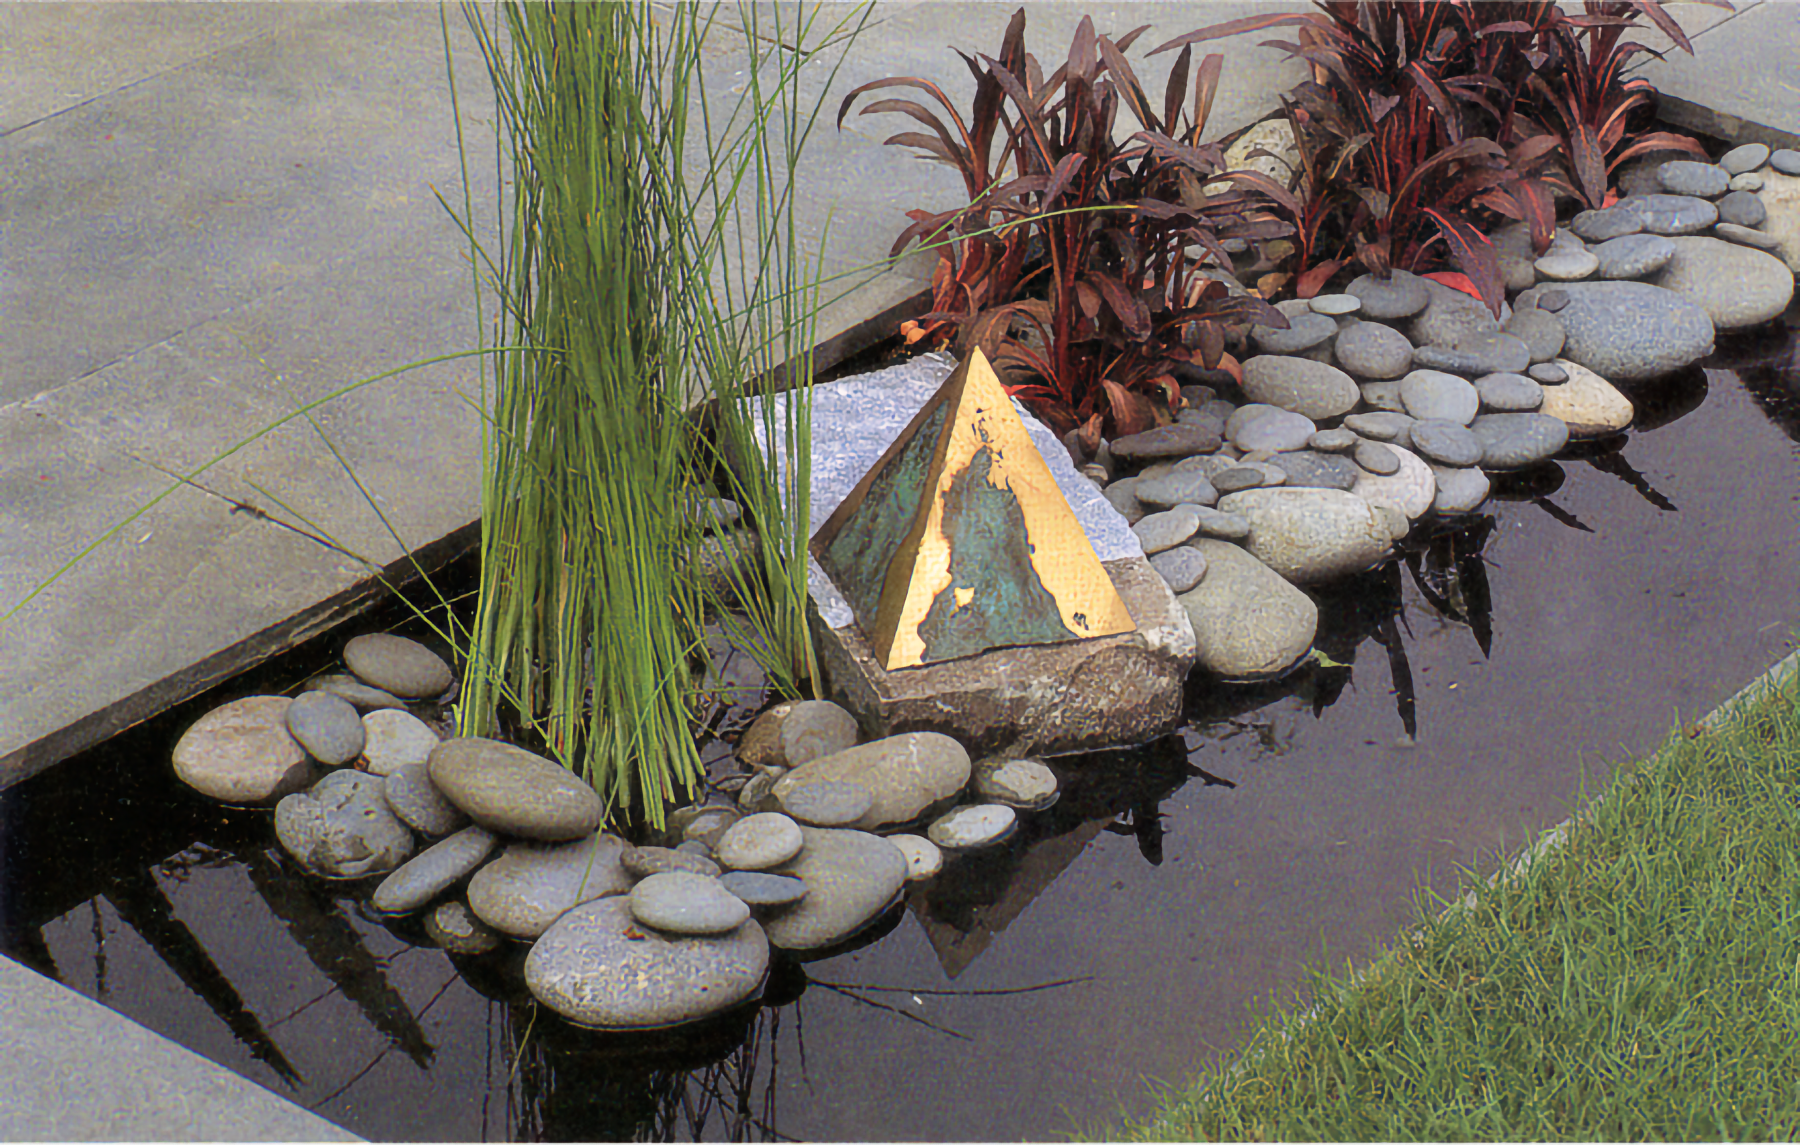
[{"x1": 1114, "y1": 650, "x2": 1800, "y2": 1142}]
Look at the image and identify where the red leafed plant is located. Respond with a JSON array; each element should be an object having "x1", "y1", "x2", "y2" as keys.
[{"x1": 839, "y1": 9, "x2": 1295, "y2": 447}]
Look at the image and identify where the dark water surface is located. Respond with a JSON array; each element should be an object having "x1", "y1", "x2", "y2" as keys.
[{"x1": 3, "y1": 318, "x2": 1797, "y2": 1142}]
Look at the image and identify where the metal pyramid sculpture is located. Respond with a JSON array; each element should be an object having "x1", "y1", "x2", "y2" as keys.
[{"x1": 811, "y1": 347, "x2": 1136, "y2": 671}]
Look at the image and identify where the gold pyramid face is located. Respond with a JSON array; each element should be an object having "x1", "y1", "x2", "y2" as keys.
[{"x1": 811, "y1": 348, "x2": 1136, "y2": 670}]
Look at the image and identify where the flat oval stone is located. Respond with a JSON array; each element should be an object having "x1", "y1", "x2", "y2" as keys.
[
  {"x1": 1617, "y1": 193, "x2": 1718, "y2": 235},
  {"x1": 1528, "y1": 362, "x2": 1569, "y2": 384},
  {"x1": 1216, "y1": 487, "x2": 1391, "y2": 584},
  {"x1": 777, "y1": 700, "x2": 859, "y2": 768},
  {"x1": 1537, "y1": 360, "x2": 1635, "y2": 438},
  {"x1": 1353, "y1": 440, "x2": 1400, "y2": 475},
  {"x1": 1331, "y1": 320, "x2": 1413, "y2": 378},
  {"x1": 301, "y1": 674, "x2": 406, "y2": 711},
  {"x1": 1192, "y1": 505, "x2": 1251, "y2": 540},
  {"x1": 718, "y1": 871, "x2": 809, "y2": 907},
  {"x1": 372, "y1": 825, "x2": 498, "y2": 915},
  {"x1": 383, "y1": 763, "x2": 469, "y2": 836},
  {"x1": 429, "y1": 738, "x2": 604, "y2": 842},
  {"x1": 285, "y1": 690, "x2": 365, "y2": 766},
  {"x1": 1407, "y1": 279, "x2": 1509, "y2": 349},
  {"x1": 1132, "y1": 505, "x2": 1203, "y2": 553},
  {"x1": 173, "y1": 696, "x2": 316, "y2": 805},
  {"x1": 1721, "y1": 143, "x2": 1770, "y2": 175},
  {"x1": 885, "y1": 834, "x2": 943, "y2": 881},
  {"x1": 1399, "y1": 370, "x2": 1479, "y2": 425},
  {"x1": 275, "y1": 771, "x2": 414, "y2": 880},
  {"x1": 343, "y1": 633, "x2": 453, "y2": 698},
  {"x1": 622, "y1": 845, "x2": 722, "y2": 879},
  {"x1": 1250, "y1": 310, "x2": 1336, "y2": 354},
  {"x1": 1269, "y1": 451, "x2": 1359, "y2": 491},
  {"x1": 1109, "y1": 423, "x2": 1223, "y2": 462},
  {"x1": 1343, "y1": 412, "x2": 1416, "y2": 442},
  {"x1": 1503, "y1": 309, "x2": 1565, "y2": 363},
  {"x1": 1134, "y1": 470, "x2": 1219, "y2": 509},
  {"x1": 1431, "y1": 464, "x2": 1492, "y2": 514},
  {"x1": 1469, "y1": 413, "x2": 1570, "y2": 469},
  {"x1": 1536, "y1": 289, "x2": 1570, "y2": 313},
  {"x1": 467, "y1": 834, "x2": 633, "y2": 938},
  {"x1": 1211, "y1": 467, "x2": 1268, "y2": 494},
  {"x1": 1715, "y1": 222, "x2": 1783, "y2": 250},
  {"x1": 1772, "y1": 149, "x2": 1800, "y2": 176},
  {"x1": 1474, "y1": 372, "x2": 1544, "y2": 412},
  {"x1": 1345, "y1": 269, "x2": 1430, "y2": 318},
  {"x1": 1350, "y1": 443, "x2": 1437, "y2": 520},
  {"x1": 1656, "y1": 160, "x2": 1728, "y2": 198},
  {"x1": 1729, "y1": 172, "x2": 1765, "y2": 192},
  {"x1": 1539, "y1": 281, "x2": 1714, "y2": 381},
  {"x1": 973, "y1": 758, "x2": 1059, "y2": 810},
  {"x1": 927, "y1": 805, "x2": 1018, "y2": 850},
  {"x1": 1407, "y1": 419, "x2": 1484, "y2": 467},
  {"x1": 715, "y1": 812, "x2": 805, "y2": 871},
  {"x1": 1308, "y1": 428, "x2": 1357, "y2": 452},
  {"x1": 1149, "y1": 545, "x2": 1209, "y2": 593},
  {"x1": 1102, "y1": 476, "x2": 1148, "y2": 525},
  {"x1": 1230, "y1": 407, "x2": 1317, "y2": 453},
  {"x1": 781, "y1": 779, "x2": 875, "y2": 828},
  {"x1": 630, "y1": 871, "x2": 751, "y2": 936},
  {"x1": 1308, "y1": 293, "x2": 1361, "y2": 316},
  {"x1": 763, "y1": 828, "x2": 908, "y2": 951},
  {"x1": 1240, "y1": 356, "x2": 1359, "y2": 419},
  {"x1": 1592, "y1": 233, "x2": 1676, "y2": 279},
  {"x1": 1358, "y1": 379, "x2": 1407, "y2": 413},
  {"x1": 361, "y1": 708, "x2": 440, "y2": 777},
  {"x1": 424, "y1": 900, "x2": 502, "y2": 955},
  {"x1": 1649, "y1": 235, "x2": 1795, "y2": 329},
  {"x1": 526, "y1": 896, "x2": 768, "y2": 1029},
  {"x1": 1178, "y1": 540, "x2": 1318, "y2": 681},
  {"x1": 1717, "y1": 189, "x2": 1767, "y2": 229},
  {"x1": 1571, "y1": 205, "x2": 1645, "y2": 242},
  {"x1": 1534, "y1": 249, "x2": 1598, "y2": 280}
]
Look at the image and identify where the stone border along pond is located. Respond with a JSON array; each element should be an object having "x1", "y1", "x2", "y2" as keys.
[{"x1": 160, "y1": 148, "x2": 1800, "y2": 1037}]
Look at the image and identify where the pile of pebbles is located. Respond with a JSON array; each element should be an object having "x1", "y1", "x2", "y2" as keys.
[
  {"x1": 1067, "y1": 153, "x2": 1796, "y2": 683},
  {"x1": 169, "y1": 636, "x2": 1063, "y2": 1031}
]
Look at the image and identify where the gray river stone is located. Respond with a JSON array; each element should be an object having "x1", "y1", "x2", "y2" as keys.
[
  {"x1": 1431, "y1": 464, "x2": 1492, "y2": 514},
  {"x1": 1211, "y1": 467, "x2": 1267, "y2": 494},
  {"x1": 343, "y1": 633, "x2": 453, "y2": 698},
  {"x1": 275, "y1": 770, "x2": 414, "y2": 880},
  {"x1": 1469, "y1": 413, "x2": 1570, "y2": 469},
  {"x1": 1407, "y1": 279, "x2": 1508, "y2": 348},
  {"x1": 1217, "y1": 487, "x2": 1390, "y2": 585},
  {"x1": 1308, "y1": 293, "x2": 1361, "y2": 316},
  {"x1": 1109, "y1": 423, "x2": 1223, "y2": 462},
  {"x1": 1345, "y1": 269, "x2": 1430, "y2": 318},
  {"x1": 1715, "y1": 222, "x2": 1782, "y2": 250},
  {"x1": 1308, "y1": 427, "x2": 1357, "y2": 453},
  {"x1": 763, "y1": 828, "x2": 908, "y2": 951},
  {"x1": 1102, "y1": 475, "x2": 1148, "y2": 525},
  {"x1": 1134, "y1": 470, "x2": 1219, "y2": 510},
  {"x1": 527, "y1": 896, "x2": 768, "y2": 1029},
  {"x1": 1331, "y1": 320, "x2": 1414, "y2": 378},
  {"x1": 424, "y1": 901, "x2": 502, "y2": 956},
  {"x1": 630, "y1": 872, "x2": 751, "y2": 936},
  {"x1": 1356, "y1": 380, "x2": 1406, "y2": 413},
  {"x1": 1535, "y1": 289, "x2": 1569, "y2": 313},
  {"x1": 1549, "y1": 281, "x2": 1715, "y2": 381},
  {"x1": 301, "y1": 674, "x2": 405, "y2": 711},
  {"x1": 680, "y1": 807, "x2": 742, "y2": 849},
  {"x1": 973, "y1": 758, "x2": 1059, "y2": 810},
  {"x1": 886, "y1": 835, "x2": 944, "y2": 881},
  {"x1": 1656, "y1": 160, "x2": 1729, "y2": 198},
  {"x1": 1475, "y1": 372, "x2": 1544, "y2": 412},
  {"x1": 1649, "y1": 236, "x2": 1795, "y2": 330},
  {"x1": 1528, "y1": 362, "x2": 1569, "y2": 384},
  {"x1": 467, "y1": 834, "x2": 634, "y2": 938},
  {"x1": 1717, "y1": 190, "x2": 1767, "y2": 229},
  {"x1": 173, "y1": 696, "x2": 317, "y2": 806},
  {"x1": 781, "y1": 780, "x2": 875, "y2": 828},
  {"x1": 1250, "y1": 310, "x2": 1337, "y2": 355},
  {"x1": 1353, "y1": 440, "x2": 1400, "y2": 475},
  {"x1": 1149, "y1": 545, "x2": 1209, "y2": 593},
  {"x1": 1503, "y1": 308, "x2": 1565, "y2": 363},
  {"x1": 1179, "y1": 539, "x2": 1318, "y2": 681},
  {"x1": 1413, "y1": 332, "x2": 1531, "y2": 377},
  {"x1": 1407, "y1": 420, "x2": 1484, "y2": 467},
  {"x1": 1268, "y1": 451, "x2": 1359, "y2": 491},
  {"x1": 1132, "y1": 505, "x2": 1203, "y2": 554},
  {"x1": 718, "y1": 871, "x2": 809, "y2": 907},
  {"x1": 623, "y1": 845, "x2": 722, "y2": 879},
  {"x1": 371, "y1": 825, "x2": 499, "y2": 915},
  {"x1": 1617, "y1": 193, "x2": 1718, "y2": 235},
  {"x1": 1399, "y1": 370, "x2": 1479, "y2": 425},
  {"x1": 1230, "y1": 407, "x2": 1317, "y2": 453},
  {"x1": 429, "y1": 738, "x2": 604, "y2": 842},
  {"x1": 715, "y1": 812, "x2": 805, "y2": 871},
  {"x1": 1721, "y1": 142, "x2": 1770, "y2": 175},
  {"x1": 1240, "y1": 356, "x2": 1359, "y2": 420},
  {"x1": 1772, "y1": 149, "x2": 1800, "y2": 176},
  {"x1": 1350, "y1": 443, "x2": 1436, "y2": 520},
  {"x1": 285, "y1": 690, "x2": 365, "y2": 766},
  {"x1": 927, "y1": 805, "x2": 1018, "y2": 851},
  {"x1": 360, "y1": 708, "x2": 440, "y2": 778},
  {"x1": 1191, "y1": 505, "x2": 1251, "y2": 541},
  {"x1": 773, "y1": 732, "x2": 971, "y2": 833},
  {"x1": 1592, "y1": 233, "x2": 1676, "y2": 279},
  {"x1": 383, "y1": 763, "x2": 469, "y2": 837},
  {"x1": 1571, "y1": 205, "x2": 1645, "y2": 242},
  {"x1": 1730, "y1": 172, "x2": 1765, "y2": 193},
  {"x1": 1343, "y1": 412, "x2": 1415, "y2": 442},
  {"x1": 778, "y1": 700, "x2": 859, "y2": 768},
  {"x1": 1488, "y1": 221, "x2": 1542, "y2": 291},
  {"x1": 1533, "y1": 248, "x2": 1598, "y2": 281}
]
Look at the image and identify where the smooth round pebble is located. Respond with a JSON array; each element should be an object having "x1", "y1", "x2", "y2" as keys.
[
  {"x1": 1134, "y1": 470, "x2": 1219, "y2": 510},
  {"x1": 429, "y1": 738, "x2": 604, "y2": 842},
  {"x1": 777, "y1": 700, "x2": 859, "y2": 768},
  {"x1": 1308, "y1": 428, "x2": 1357, "y2": 453},
  {"x1": 1399, "y1": 370, "x2": 1479, "y2": 425},
  {"x1": 782, "y1": 780, "x2": 875, "y2": 827},
  {"x1": 762, "y1": 827, "x2": 908, "y2": 951},
  {"x1": 424, "y1": 901, "x2": 502, "y2": 956},
  {"x1": 1250, "y1": 311, "x2": 1337, "y2": 355},
  {"x1": 383, "y1": 763, "x2": 469, "y2": 836},
  {"x1": 1211, "y1": 467, "x2": 1267, "y2": 494},
  {"x1": 714, "y1": 812, "x2": 805, "y2": 871},
  {"x1": 467, "y1": 834, "x2": 633, "y2": 938},
  {"x1": 1592, "y1": 233, "x2": 1676, "y2": 279},
  {"x1": 1469, "y1": 413, "x2": 1570, "y2": 469},
  {"x1": 1353, "y1": 440, "x2": 1400, "y2": 475},
  {"x1": 1149, "y1": 545, "x2": 1209, "y2": 594},
  {"x1": 1308, "y1": 293, "x2": 1361, "y2": 316},
  {"x1": 371, "y1": 825, "x2": 499, "y2": 915},
  {"x1": 1720, "y1": 142, "x2": 1769, "y2": 175},
  {"x1": 1528, "y1": 362, "x2": 1568, "y2": 384},
  {"x1": 1536, "y1": 289, "x2": 1569, "y2": 313},
  {"x1": 1617, "y1": 193, "x2": 1717, "y2": 235},
  {"x1": 1534, "y1": 249, "x2": 1598, "y2": 280},
  {"x1": 886, "y1": 834, "x2": 943, "y2": 881},
  {"x1": 1474, "y1": 372, "x2": 1544, "y2": 412},
  {"x1": 1771, "y1": 149, "x2": 1800, "y2": 176},
  {"x1": 172, "y1": 696, "x2": 315, "y2": 805},
  {"x1": 1345, "y1": 269, "x2": 1430, "y2": 318},
  {"x1": 718, "y1": 871, "x2": 809, "y2": 907},
  {"x1": 926, "y1": 805, "x2": 1017, "y2": 850},
  {"x1": 343, "y1": 633, "x2": 453, "y2": 699},
  {"x1": 1230, "y1": 407, "x2": 1317, "y2": 453},
  {"x1": 1192, "y1": 505, "x2": 1251, "y2": 541},
  {"x1": 1331, "y1": 320, "x2": 1414, "y2": 379},
  {"x1": 1717, "y1": 189, "x2": 1767, "y2": 229},
  {"x1": 630, "y1": 872, "x2": 752, "y2": 936},
  {"x1": 1728, "y1": 172, "x2": 1764, "y2": 193},
  {"x1": 285, "y1": 690, "x2": 366, "y2": 766},
  {"x1": 1570, "y1": 206, "x2": 1643, "y2": 243},
  {"x1": 974, "y1": 758, "x2": 1059, "y2": 810},
  {"x1": 1407, "y1": 420, "x2": 1484, "y2": 467},
  {"x1": 1239, "y1": 356, "x2": 1360, "y2": 420},
  {"x1": 1269, "y1": 451, "x2": 1358, "y2": 491},
  {"x1": 1431, "y1": 464, "x2": 1492, "y2": 514},
  {"x1": 1342, "y1": 412, "x2": 1415, "y2": 442},
  {"x1": 301, "y1": 674, "x2": 405, "y2": 711},
  {"x1": 1656, "y1": 160, "x2": 1728, "y2": 198},
  {"x1": 623, "y1": 845, "x2": 722, "y2": 879},
  {"x1": 1133, "y1": 505, "x2": 1203, "y2": 553},
  {"x1": 361, "y1": 708, "x2": 440, "y2": 777}
]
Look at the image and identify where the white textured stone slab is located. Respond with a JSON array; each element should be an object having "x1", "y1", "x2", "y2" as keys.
[{"x1": 745, "y1": 353, "x2": 1143, "y2": 628}]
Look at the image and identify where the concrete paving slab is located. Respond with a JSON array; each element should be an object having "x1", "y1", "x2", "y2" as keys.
[
  {"x1": 1628, "y1": 0, "x2": 1800, "y2": 148},
  {"x1": 0, "y1": 953, "x2": 362, "y2": 1141}
]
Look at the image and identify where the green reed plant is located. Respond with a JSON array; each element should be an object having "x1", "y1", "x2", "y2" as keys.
[{"x1": 451, "y1": 1, "x2": 871, "y2": 827}]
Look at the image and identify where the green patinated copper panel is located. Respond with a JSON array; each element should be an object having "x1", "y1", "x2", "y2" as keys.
[
  {"x1": 916, "y1": 445, "x2": 1078, "y2": 663},
  {"x1": 819, "y1": 400, "x2": 948, "y2": 631}
]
